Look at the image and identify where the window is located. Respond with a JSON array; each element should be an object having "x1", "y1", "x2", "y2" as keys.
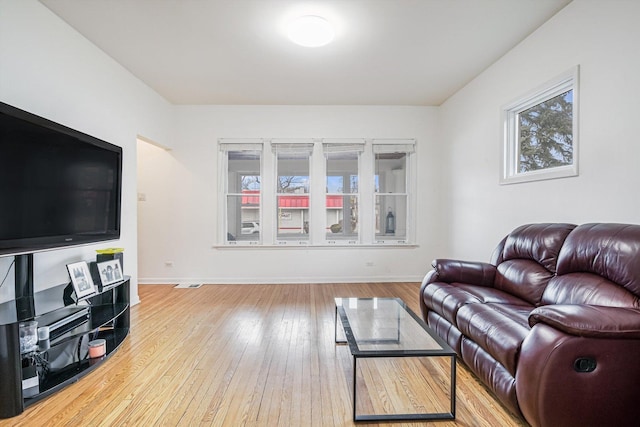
[
  {"x1": 501, "y1": 66, "x2": 579, "y2": 184},
  {"x1": 373, "y1": 142, "x2": 414, "y2": 243},
  {"x1": 324, "y1": 143, "x2": 364, "y2": 243},
  {"x1": 272, "y1": 142, "x2": 313, "y2": 242},
  {"x1": 218, "y1": 138, "x2": 415, "y2": 246},
  {"x1": 219, "y1": 140, "x2": 262, "y2": 245}
]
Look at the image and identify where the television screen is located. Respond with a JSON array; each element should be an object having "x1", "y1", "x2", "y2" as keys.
[{"x1": 0, "y1": 102, "x2": 122, "y2": 256}]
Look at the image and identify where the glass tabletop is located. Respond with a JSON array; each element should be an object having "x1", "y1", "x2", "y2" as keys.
[{"x1": 335, "y1": 297, "x2": 454, "y2": 355}]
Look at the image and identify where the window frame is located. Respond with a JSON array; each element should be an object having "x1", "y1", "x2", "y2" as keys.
[
  {"x1": 217, "y1": 138, "x2": 416, "y2": 247},
  {"x1": 323, "y1": 142, "x2": 365, "y2": 245},
  {"x1": 372, "y1": 140, "x2": 415, "y2": 245},
  {"x1": 218, "y1": 139, "x2": 264, "y2": 246},
  {"x1": 501, "y1": 66, "x2": 579, "y2": 185},
  {"x1": 272, "y1": 140, "x2": 314, "y2": 245}
]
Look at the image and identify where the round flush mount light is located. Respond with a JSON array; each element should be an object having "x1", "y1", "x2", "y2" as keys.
[{"x1": 287, "y1": 15, "x2": 335, "y2": 47}]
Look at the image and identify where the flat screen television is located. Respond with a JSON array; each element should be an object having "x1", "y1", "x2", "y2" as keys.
[{"x1": 0, "y1": 101, "x2": 122, "y2": 256}]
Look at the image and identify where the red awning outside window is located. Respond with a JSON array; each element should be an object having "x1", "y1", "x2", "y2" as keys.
[{"x1": 241, "y1": 190, "x2": 343, "y2": 208}]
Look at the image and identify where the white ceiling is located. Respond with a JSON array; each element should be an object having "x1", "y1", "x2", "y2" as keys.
[{"x1": 40, "y1": 0, "x2": 572, "y2": 106}]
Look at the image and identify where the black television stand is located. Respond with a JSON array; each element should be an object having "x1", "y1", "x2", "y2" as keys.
[{"x1": 0, "y1": 269, "x2": 130, "y2": 418}]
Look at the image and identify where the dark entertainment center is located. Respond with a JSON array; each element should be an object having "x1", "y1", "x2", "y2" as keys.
[
  {"x1": 0, "y1": 101, "x2": 127, "y2": 418},
  {"x1": 0, "y1": 273, "x2": 130, "y2": 418}
]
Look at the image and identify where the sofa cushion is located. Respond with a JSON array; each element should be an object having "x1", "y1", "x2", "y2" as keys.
[
  {"x1": 543, "y1": 223, "x2": 640, "y2": 307},
  {"x1": 494, "y1": 259, "x2": 554, "y2": 306},
  {"x1": 456, "y1": 302, "x2": 532, "y2": 375},
  {"x1": 492, "y1": 223, "x2": 576, "y2": 271},
  {"x1": 423, "y1": 282, "x2": 531, "y2": 327},
  {"x1": 542, "y1": 272, "x2": 640, "y2": 307},
  {"x1": 555, "y1": 223, "x2": 640, "y2": 297},
  {"x1": 422, "y1": 283, "x2": 481, "y2": 326},
  {"x1": 492, "y1": 223, "x2": 576, "y2": 305}
]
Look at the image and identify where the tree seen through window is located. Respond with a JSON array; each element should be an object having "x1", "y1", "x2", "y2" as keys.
[{"x1": 518, "y1": 90, "x2": 573, "y2": 172}]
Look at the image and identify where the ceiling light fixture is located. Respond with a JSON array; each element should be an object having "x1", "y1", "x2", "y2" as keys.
[{"x1": 287, "y1": 15, "x2": 335, "y2": 47}]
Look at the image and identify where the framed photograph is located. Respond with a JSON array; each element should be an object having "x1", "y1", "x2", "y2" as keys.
[
  {"x1": 66, "y1": 261, "x2": 96, "y2": 299},
  {"x1": 97, "y1": 259, "x2": 124, "y2": 286}
]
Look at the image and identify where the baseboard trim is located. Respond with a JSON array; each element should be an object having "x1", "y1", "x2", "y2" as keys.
[{"x1": 138, "y1": 275, "x2": 423, "y2": 285}]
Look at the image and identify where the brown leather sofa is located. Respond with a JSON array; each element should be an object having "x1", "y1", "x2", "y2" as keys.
[{"x1": 419, "y1": 223, "x2": 640, "y2": 427}]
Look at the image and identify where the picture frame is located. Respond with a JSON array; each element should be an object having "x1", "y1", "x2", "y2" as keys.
[
  {"x1": 97, "y1": 259, "x2": 124, "y2": 286},
  {"x1": 66, "y1": 261, "x2": 97, "y2": 299}
]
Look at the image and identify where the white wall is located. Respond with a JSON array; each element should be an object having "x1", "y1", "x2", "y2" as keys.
[
  {"x1": 439, "y1": 0, "x2": 640, "y2": 261},
  {"x1": 0, "y1": 0, "x2": 173, "y2": 304},
  {"x1": 138, "y1": 106, "x2": 444, "y2": 284}
]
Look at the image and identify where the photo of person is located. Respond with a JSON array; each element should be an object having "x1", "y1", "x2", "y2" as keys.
[
  {"x1": 98, "y1": 259, "x2": 123, "y2": 286},
  {"x1": 72, "y1": 266, "x2": 90, "y2": 291},
  {"x1": 66, "y1": 261, "x2": 96, "y2": 299}
]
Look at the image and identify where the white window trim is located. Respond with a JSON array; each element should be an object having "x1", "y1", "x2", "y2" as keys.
[
  {"x1": 323, "y1": 140, "x2": 365, "y2": 245},
  {"x1": 272, "y1": 138, "x2": 314, "y2": 245},
  {"x1": 371, "y1": 139, "x2": 416, "y2": 244},
  {"x1": 501, "y1": 66, "x2": 579, "y2": 185},
  {"x1": 218, "y1": 138, "x2": 264, "y2": 246}
]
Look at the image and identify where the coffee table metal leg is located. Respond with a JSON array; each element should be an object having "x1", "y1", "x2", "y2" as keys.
[
  {"x1": 352, "y1": 355, "x2": 456, "y2": 422},
  {"x1": 353, "y1": 355, "x2": 358, "y2": 422},
  {"x1": 335, "y1": 304, "x2": 338, "y2": 343}
]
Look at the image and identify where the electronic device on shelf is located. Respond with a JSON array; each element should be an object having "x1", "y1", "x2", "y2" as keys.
[{"x1": 39, "y1": 306, "x2": 90, "y2": 342}]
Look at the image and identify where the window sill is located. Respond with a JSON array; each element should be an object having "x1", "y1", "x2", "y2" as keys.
[
  {"x1": 212, "y1": 243, "x2": 418, "y2": 250},
  {"x1": 500, "y1": 164, "x2": 578, "y2": 185}
]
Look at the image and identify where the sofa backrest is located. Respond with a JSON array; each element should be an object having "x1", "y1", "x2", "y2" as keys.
[
  {"x1": 491, "y1": 223, "x2": 576, "y2": 306},
  {"x1": 541, "y1": 223, "x2": 640, "y2": 307}
]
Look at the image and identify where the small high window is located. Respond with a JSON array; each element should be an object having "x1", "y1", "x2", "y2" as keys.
[{"x1": 501, "y1": 66, "x2": 579, "y2": 184}]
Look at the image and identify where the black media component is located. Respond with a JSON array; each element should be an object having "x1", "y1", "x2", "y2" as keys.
[
  {"x1": 21, "y1": 356, "x2": 39, "y2": 398},
  {"x1": 88, "y1": 262, "x2": 103, "y2": 292},
  {"x1": 97, "y1": 251, "x2": 124, "y2": 271}
]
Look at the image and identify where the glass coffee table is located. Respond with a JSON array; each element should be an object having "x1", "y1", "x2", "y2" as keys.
[{"x1": 335, "y1": 297, "x2": 456, "y2": 422}]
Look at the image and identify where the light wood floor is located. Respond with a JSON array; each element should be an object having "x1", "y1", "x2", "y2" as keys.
[{"x1": 3, "y1": 283, "x2": 527, "y2": 427}]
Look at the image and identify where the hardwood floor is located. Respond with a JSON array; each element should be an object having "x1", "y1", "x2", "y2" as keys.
[{"x1": 3, "y1": 283, "x2": 527, "y2": 427}]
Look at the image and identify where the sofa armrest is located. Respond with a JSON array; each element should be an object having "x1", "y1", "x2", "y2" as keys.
[
  {"x1": 428, "y1": 259, "x2": 497, "y2": 287},
  {"x1": 529, "y1": 305, "x2": 640, "y2": 339},
  {"x1": 517, "y1": 319, "x2": 640, "y2": 427},
  {"x1": 419, "y1": 259, "x2": 497, "y2": 320}
]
